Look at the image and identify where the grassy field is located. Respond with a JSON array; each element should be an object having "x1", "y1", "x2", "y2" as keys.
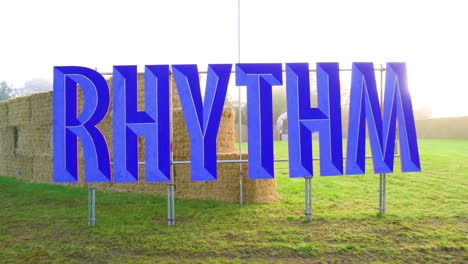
[{"x1": 0, "y1": 139, "x2": 467, "y2": 263}]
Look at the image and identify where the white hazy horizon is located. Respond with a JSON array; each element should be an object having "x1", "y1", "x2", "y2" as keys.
[{"x1": 1, "y1": 0, "x2": 467, "y2": 118}]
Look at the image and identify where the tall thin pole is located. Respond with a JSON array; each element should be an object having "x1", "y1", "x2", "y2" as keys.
[
  {"x1": 171, "y1": 169, "x2": 175, "y2": 225},
  {"x1": 237, "y1": 0, "x2": 244, "y2": 206},
  {"x1": 383, "y1": 172, "x2": 386, "y2": 213},
  {"x1": 88, "y1": 184, "x2": 96, "y2": 227},
  {"x1": 167, "y1": 181, "x2": 171, "y2": 225},
  {"x1": 304, "y1": 177, "x2": 312, "y2": 221},
  {"x1": 168, "y1": 72, "x2": 176, "y2": 226},
  {"x1": 379, "y1": 173, "x2": 383, "y2": 213},
  {"x1": 305, "y1": 178, "x2": 308, "y2": 219},
  {"x1": 379, "y1": 64, "x2": 387, "y2": 215},
  {"x1": 88, "y1": 184, "x2": 91, "y2": 226},
  {"x1": 92, "y1": 184, "x2": 95, "y2": 226},
  {"x1": 237, "y1": 0, "x2": 241, "y2": 65}
]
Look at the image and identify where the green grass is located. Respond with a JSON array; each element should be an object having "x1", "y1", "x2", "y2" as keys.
[{"x1": 1, "y1": 139, "x2": 467, "y2": 263}]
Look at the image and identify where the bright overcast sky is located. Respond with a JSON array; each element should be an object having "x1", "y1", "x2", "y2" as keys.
[{"x1": 0, "y1": 0, "x2": 467, "y2": 117}]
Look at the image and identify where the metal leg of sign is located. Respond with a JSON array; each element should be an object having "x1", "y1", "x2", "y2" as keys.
[
  {"x1": 379, "y1": 174, "x2": 387, "y2": 215},
  {"x1": 88, "y1": 184, "x2": 96, "y2": 227},
  {"x1": 171, "y1": 176, "x2": 175, "y2": 226},
  {"x1": 378, "y1": 65, "x2": 387, "y2": 216},
  {"x1": 167, "y1": 183, "x2": 171, "y2": 226},
  {"x1": 383, "y1": 174, "x2": 387, "y2": 213},
  {"x1": 237, "y1": 0, "x2": 243, "y2": 208},
  {"x1": 167, "y1": 164, "x2": 176, "y2": 227},
  {"x1": 167, "y1": 183, "x2": 175, "y2": 226},
  {"x1": 379, "y1": 174, "x2": 382, "y2": 213},
  {"x1": 88, "y1": 185, "x2": 91, "y2": 226},
  {"x1": 239, "y1": 172, "x2": 244, "y2": 206},
  {"x1": 304, "y1": 177, "x2": 312, "y2": 221}
]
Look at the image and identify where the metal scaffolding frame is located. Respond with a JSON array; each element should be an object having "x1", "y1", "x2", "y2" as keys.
[
  {"x1": 88, "y1": 65, "x2": 391, "y2": 226},
  {"x1": 90, "y1": 0, "x2": 389, "y2": 225}
]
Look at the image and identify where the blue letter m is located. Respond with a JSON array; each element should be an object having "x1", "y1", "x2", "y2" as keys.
[{"x1": 346, "y1": 63, "x2": 421, "y2": 174}]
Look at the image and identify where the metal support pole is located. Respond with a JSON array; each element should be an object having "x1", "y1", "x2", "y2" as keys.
[
  {"x1": 305, "y1": 178, "x2": 308, "y2": 215},
  {"x1": 88, "y1": 184, "x2": 96, "y2": 227},
  {"x1": 239, "y1": 171, "x2": 244, "y2": 206},
  {"x1": 237, "y1": 0, "x2": 244, "y2": 206},
  {"x1": 171, "y1": 168, "x2": 175, "y2": 226},
  {"x1": 167, "y1": 71, "x2": 176, "y2": 227},
  {"x1": 167, "y1": 182, "x2": 171, "y2": 226},
  {"x1": 304, "y1": 177, "x2": 312, "y2": 221},
  {"x1": 88, "y1": 185, "x2": 91, "y2": 225},
  {"x1": 167, "y1": 161, "x2": 176, "y2": 225},
  {"x1": 377, "y1": 64, "x2": 387, "y2": 215},
  {"x1": 167, "y1": 163, "x2": 176, "y2": 226},
  {"x1": 383, "y1": 173, "x2": 387, "y2": 213},
  {"x1": 379, "y1": 173, "x2": 382, "y2": 213},
  {"x1": 167, "y1": 182, "x2": 175, "y2": 226},
  {"x1": 379, "y1": 173, "x2": 387, "y2": 214}
]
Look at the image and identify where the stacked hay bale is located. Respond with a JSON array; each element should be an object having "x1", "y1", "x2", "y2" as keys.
[
  {"x1": 28, "y1": 93, "x2": 53, "y2": 182},
  {"x1": 170, "y1": 80, "x2": 277, "y2": 203},
  {"x1": 0, "y1": 100, "x2": 13, "y2": 176},
  {"x1": 88, "y1": 75, "x2": 168, "y2": 195},
  {"x1": 0, "y1": 97, "x2": 31, "y2": 178},
  {"x1": 0, "y1": 93, "x2": 54, "y2": 181},
  {"x1": 0, "y1": 73, "x2": 278, "y2": 203}
]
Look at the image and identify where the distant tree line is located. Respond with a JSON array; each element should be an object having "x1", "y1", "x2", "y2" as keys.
[
  {"x1": 0, "y1": 78, "x2": 52, "y2": 101},
  {"x1": 0, "y1": 81, "x2": 12, "y2": 101}
]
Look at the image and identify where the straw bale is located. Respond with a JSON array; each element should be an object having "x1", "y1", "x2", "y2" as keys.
[
  {"x1": 173, "y1": 152, "x2": 278, "y2": 203},
  {"x1": 8, "y1": 96, "x2": 31, "y2": 127},
  {"x1": 172, "y1": 106, "x2": 238, "y2": 160},
  {"x1": 78, "y1": 157, "x2": 86, "y2": 185},
  {"x1": 172, "y1": 108, "x2": 190, "y2": 160},
  {"x1": 30, "y1": 92, "x2": 53, "y2": 128},
  {"x1": 30, "y1": 127, "x2": 52, "y2": 157},
  {"x1": 217, "y1": 107, "x2": 237, "y2": 153},
  {"x1": 0, "y1": 154, "x2": 13, "y2": 176},
  {"x1": 132, "y1": 73, "x2": 179, "y2": 112},
  {"x1": 0, "y1": 127, "x2": 16, "y2": 155},
  {"x1": 105, "y1": 165, "x2": 167, "y2": 195},
  {"x1": 81, "y1": 163, "x2": 167, "y2": 196},
  {"x1": 16, "y1": 126, "x2": 52, "y2": 157},
  {"x1": 15, "y1": 127, "x2": 33, "y2": 157},
  {"x1": 32, "y1": 156, "x2": 53, "y2": 183},
  {"x1": 137, "y1": 74, "x2": 145, "y2": 111},
  {"x1": 105, "y1": 73, "x2": 177, "y2": 111},
  {"x1": 171, "y1": 76, "x2": 181, "y2": 108},
  {"x1": 123, "y1": 72, "x2": 181, "y2": 108},
  {"x1": 76, "y1": 84, "x2": 85, "y2": 115},
  {"x1": 7, "y1": 154, "x2": 33, "y2": 179},
  {"x1": 0, "y1": 101, "x2": 8, "y2": 128},
  {"x1": 0, "y1": 71, "x2": 278, "y2": 204}
]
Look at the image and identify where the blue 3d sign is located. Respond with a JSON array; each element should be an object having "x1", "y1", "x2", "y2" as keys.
[{"x1": 53, "y1": 62, "x2": 421, "y2": 183}]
